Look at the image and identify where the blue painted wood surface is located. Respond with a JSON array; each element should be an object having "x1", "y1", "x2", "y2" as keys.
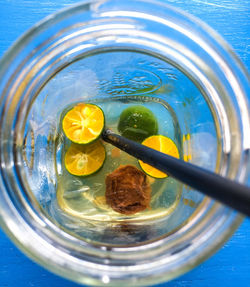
[{"x1": 0, "y1": 1, "x2": 249, "y2": 286}]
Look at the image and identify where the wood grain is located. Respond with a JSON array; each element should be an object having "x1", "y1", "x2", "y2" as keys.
[{"x1": 0, "y1": 1, "x2": 249, "y2": 286}]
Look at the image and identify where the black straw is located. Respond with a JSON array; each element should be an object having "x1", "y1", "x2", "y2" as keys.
[{"x1": 102, "y1": 129, "x2": 250, "y2": 217}]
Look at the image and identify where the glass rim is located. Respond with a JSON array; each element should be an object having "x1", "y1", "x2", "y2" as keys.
[{"x1": 0, "y1": 0, "x2": 248, "y2": 286}]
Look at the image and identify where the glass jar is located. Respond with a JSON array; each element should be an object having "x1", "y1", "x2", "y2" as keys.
[{"x1": 0, "y1": 0, "x2": 249, "y2": 286}]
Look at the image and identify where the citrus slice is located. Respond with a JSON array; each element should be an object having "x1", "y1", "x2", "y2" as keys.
[
  {"x1": 118, "y1": 105, "x2": 158, "y2": 142},
  {"x1": 139, "y1": 135, "x2": 179, "y2": 178},
  {"x1": 64, "y1": 141, "x2": 106, "y2": 176},
  {"x1": 62, "y1": 103, "x2": 104, "y2": 144}
]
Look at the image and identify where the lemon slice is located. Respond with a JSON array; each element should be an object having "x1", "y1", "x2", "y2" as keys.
[
  {"x1": 139, "y1": 135, "x2": 179, "y2": 178},
  {"x1": 62, "y1": 103, "x2": 104, "y2": 144},
  {"x1": 65, "y1": 141, "x2": 106, "y2": 176}
]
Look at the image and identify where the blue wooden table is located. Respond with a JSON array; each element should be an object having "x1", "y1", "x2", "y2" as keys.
[{"x1": 0, "y1": 1, "x2": 249, "y2": 286}]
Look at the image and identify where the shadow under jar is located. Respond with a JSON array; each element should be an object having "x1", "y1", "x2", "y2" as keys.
[{"x1": 0, "y1": 0, "x2": 249, "y2": 286}]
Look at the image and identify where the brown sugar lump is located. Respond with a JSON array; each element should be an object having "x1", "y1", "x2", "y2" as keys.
[{"x1": 105, "y1": 165, "x2": 151, "y2": 215}]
